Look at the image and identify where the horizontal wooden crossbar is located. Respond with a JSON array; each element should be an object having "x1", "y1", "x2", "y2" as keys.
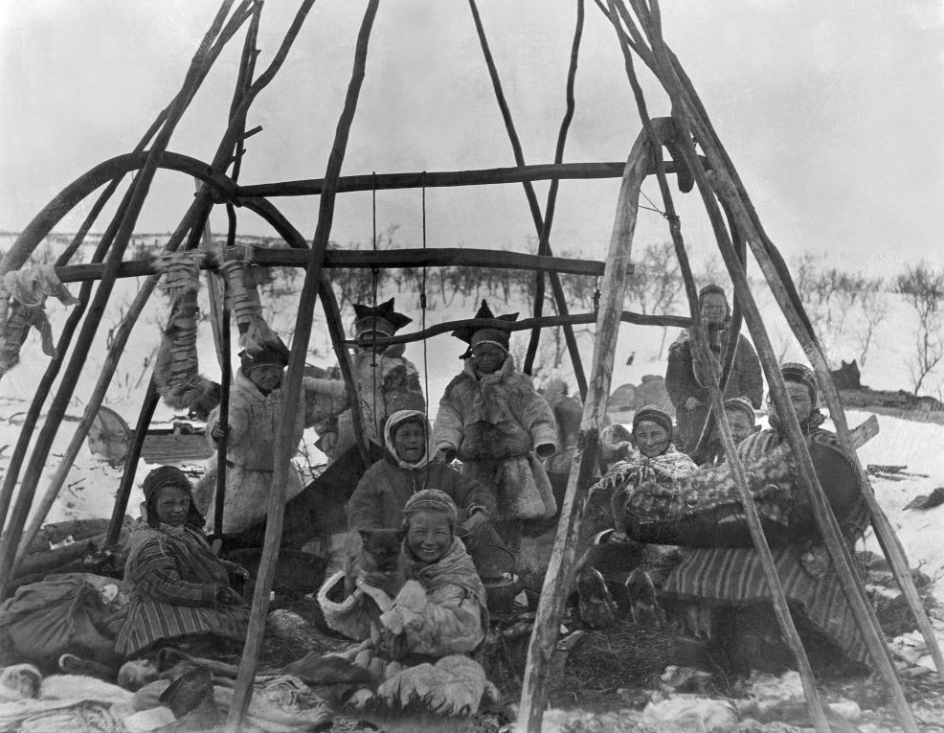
[
  {"x1": 54, "y1": 247, "x2": 613, "y2": 283},
  {"x1": 235, "y1": 158, "x2": 703, "y2": 197},
  {"x1": 345, "y1": 311, "x2": 692, "y2": 347}
]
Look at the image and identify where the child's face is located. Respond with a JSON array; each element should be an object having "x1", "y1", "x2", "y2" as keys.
[
  {"x1": 470, "y1": 343, "x2": 505, "y2": 375},
  {"x1": 357, "y1": 329, "x2": 388, "y2": 354},
  {"x1": 724, "y1": 410, "x2": 754, "y2": 445},
  {"x1": 154, "y1": 485, "x2": 191, "y2": 527},
  {"x1": 392, "y1": 421, "x2": 426, "y2": 463},
  {"x1": 406, "y1": 509, "x2": 453, "y2": 563},
  {"x1": 248, "y1": 364, "x2": 283, "y2": 391}
]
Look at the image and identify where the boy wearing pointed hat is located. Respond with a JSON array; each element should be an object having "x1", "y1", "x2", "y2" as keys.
[
  {"x1": 432, "y1": 300, "x2": 559, "y2": 550},
  {"x1": 316, "y1": 297, "x2": 426, "y2": 461}
]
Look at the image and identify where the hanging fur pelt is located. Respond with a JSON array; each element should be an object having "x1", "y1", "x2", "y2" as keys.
[
  {"x1": 220, "y1": 257, "x2": 277, "y2": 351},
  {"x1": 152, "y1": 253, "x2": 220, "y2": 420}
]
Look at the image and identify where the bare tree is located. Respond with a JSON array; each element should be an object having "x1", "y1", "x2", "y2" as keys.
[
  {"x1": 849, "y1": 277, "x2": 887, "y2": 367},
  {"x1": 896, "y1": 263, "x2": 944, "y2": 395}
]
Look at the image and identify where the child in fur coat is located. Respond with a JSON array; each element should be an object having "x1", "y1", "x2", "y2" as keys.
[
  {"x1": 432, "y1": 301, "x2": 558, "y2": 549},
  {"x1": 193, "y1": 335, "x2": 349, "y2": 548},
  {"x1": 315, "y1": 298, "x2": 425, "y2": 461}
]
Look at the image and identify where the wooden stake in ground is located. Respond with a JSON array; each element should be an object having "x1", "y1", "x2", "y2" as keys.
[
  {"x1": 518, "y1": 126, "x2": 654, "y2": 733},
  {"x1": 224, "y1": 1, "x2": 380, "y2": 728}
]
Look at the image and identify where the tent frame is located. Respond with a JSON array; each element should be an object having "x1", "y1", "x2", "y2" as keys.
[{"x1": 0, "y1": 1, "x2": 938, "y2": 732}]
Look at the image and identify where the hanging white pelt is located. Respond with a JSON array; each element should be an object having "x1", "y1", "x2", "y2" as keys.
[
  {"x1": 221, "y1": 257, "x2": 277, "y2": 352},
  {"x1": 152, "y1": 252, "x2": 220, "y2": 420}
]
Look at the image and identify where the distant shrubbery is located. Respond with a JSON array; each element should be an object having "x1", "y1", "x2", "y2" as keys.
[{"x1": 14, "y1": 231, "x2": 944, "y2": 397}]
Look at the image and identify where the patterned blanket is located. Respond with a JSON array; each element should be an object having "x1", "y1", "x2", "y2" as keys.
[{"x1": 662, "y1": 544, "x2": 868, "y2": 664}]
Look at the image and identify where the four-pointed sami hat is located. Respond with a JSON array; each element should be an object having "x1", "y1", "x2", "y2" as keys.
[
  {"x1": 353, "y1": 297, "x2": 413, "y2": 339},
  {"x1": 451, "y1": 299, "x2": 518, "y2": 357}
]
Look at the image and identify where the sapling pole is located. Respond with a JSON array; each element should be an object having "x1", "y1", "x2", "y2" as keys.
[
  {"x1": 523, "y1": 0, "x2": 584, "y2": 376},
  {"x1": 606, "y1": 9, "x2": 831, "y2": 725},
  {"x1": 213, "y1": 221, "x2": 234, "y2": 552},
  {"x1": 318, "y1": 276, "x2": 371, "y2": 466},
  {"x1": 630, "y1": 2, "x2": 919, "y2": 726},
  {"x1": 212, "y1": 6, "x2": 260, "y2": 552},
  {"x1": 225, "y1": 0, "x2": 380, "y2": 728},
  {"x1": 237, "y1": 158, "x2": 697, "y2": 197},
  {"x1": 468, "y1": 0, "x2": 588, "y2": 399},
  {"x1": 55, "y1": 247, "x2": 609, "y2": 282},
  {"x1": 0, "y1": 0, "x2": 241, "y2": 595},
  {"x1": 104, "y1": 381, "x2": 160, "y2": 548},
  {"x1": 0, "y1": 0, "x2": 256, "y2": 280},
  {"x1": 518, "y1": 128, "x2": 651, "y2": 733},
  {"x1": 660, "y1": 22, "x2": 944, "y2": 680},
  {"x1": 0, "y1": 59, "x2": 183, "y2": 534},
  {"x1": 8, "y1": 0, "x2": 316, "y2": 581},
  {"x1": 647, "y1": 0, "x2": 937, "y2": 700},
  {"x1": 712, "y1": 163, "x2": 944, "y2": 680}
]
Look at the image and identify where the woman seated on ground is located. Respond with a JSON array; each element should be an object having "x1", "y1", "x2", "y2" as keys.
[
  {"x1": 108, "y1": 467, "x2": 250, "y2": 660},
  {"x1": 320, "y1": 490, "x2": 488, "y2": 667},
  {"x1": 346, "y1": 409, "x2": 506, "y2": 571},
  {"x1": 580, "y1": 363, "x2": 871, "y2": 675},
  {"x1": 655, "y1": 362, "x2": 870, "y2": 673},
  {"x1": 576, "y1": 406, "x2": 698, "y2": 628}
]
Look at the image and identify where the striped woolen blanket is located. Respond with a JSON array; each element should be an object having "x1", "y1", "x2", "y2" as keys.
[
  {"x1": 661, "y1": 544, "x2": 868, "y2": 664},
  {"x1": 661, "y1": 429, "x2": 870, "y2": 664}
]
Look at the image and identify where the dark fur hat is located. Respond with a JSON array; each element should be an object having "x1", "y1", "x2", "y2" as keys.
[{"x1": 239, "y1": 333, "x2": 290, "y2": 372}]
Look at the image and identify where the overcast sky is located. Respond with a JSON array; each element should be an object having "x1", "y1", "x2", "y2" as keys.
[{"x1": 1, "y1": 0, "x2": 943, "y2": 276}]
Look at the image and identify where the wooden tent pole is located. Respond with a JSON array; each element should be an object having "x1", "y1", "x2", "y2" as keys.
[
  {"x1": 225, "y1": 1, "x2": 381, "y2": 728},
  {"x1": 7, "y1": 155, "x2": 701, "y2": 265},
  {"x1": 712, "y1": 165, "x2": 944, "y2": 680},
  {"x1": 105, "y1": 380, "x2": 161, "y2": 547},
  {"x1": 0, "y1": 0, "x2": 240, "y2": 595},
  {"x1": 607, "y1": 10, "x2": 831, "y2": 726},
  {"x1": 629, "y1": 3, "x2": 919, "y2": 727},
  {"x1": 523, "y1": 0, "x2": 584, "y2": 376},
  {"x1": 608, "y1": 5, "x2": 830, "y2": 733},
  {"x1": 237, "y1": 158, "x2": 698, "y2": 197},
  {"x1": 212, "y1": 3, "x2": 261, "y2": 552},
  {"x1": 518, "y1": 128, "x2": 651, "y2": 733},
  {"x1": 0, "y1": 95, "x2": 173, "y2": 533},
  {"x1": 14, "y1": 211, "x2": 200, "y2": 568},
  {"x1": 0, "y1": 0, "x2": 255, "y2": 281},
  {"x1": 661, "y1": 34, "x2": 944, "y2": 682},
  {"x1": 319, "y1": 276, "x2": 371, "y2": 466},
  {"x1": 8, "y1": 0, "x2": 311, "y2": 578},
  {"x1": 647, "y1": 0, "x2": 938, "y2": 695},
  {"x1": 690, "y1": 197, "x2": 748, "y2": 460},
  {"x1": 467, "y1": 0, "x2": 588, "y2": 399}
]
